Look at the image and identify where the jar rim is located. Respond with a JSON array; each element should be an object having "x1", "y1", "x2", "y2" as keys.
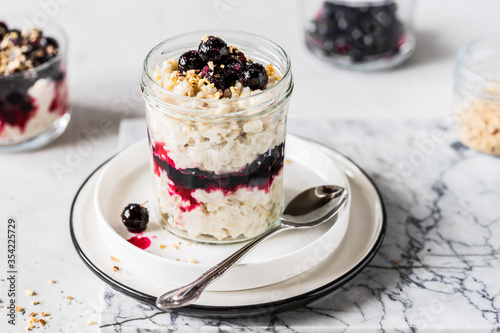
[
  {"x1": 0, "y1": 17, "x2": 67, "y2": 81},
  {"x1": 455, "y1": 35, "x2": 500, "y2": 84},
  {"x1": 141, "y1": 29, "x2": 292, "y2": 104}
]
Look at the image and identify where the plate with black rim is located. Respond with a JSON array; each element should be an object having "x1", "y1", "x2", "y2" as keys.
[{"x1": 70, "y1": 134, "x2": 386, "y2": 318}]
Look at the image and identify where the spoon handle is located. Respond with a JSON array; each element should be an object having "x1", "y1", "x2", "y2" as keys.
[{"x1": 156, "y1": 224, "x2": 289, "y2": 309}]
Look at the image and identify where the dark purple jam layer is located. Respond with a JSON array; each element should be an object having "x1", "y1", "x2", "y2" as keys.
[{"x1": 152, "y1": 141, "x2": 284, "y2": 212}]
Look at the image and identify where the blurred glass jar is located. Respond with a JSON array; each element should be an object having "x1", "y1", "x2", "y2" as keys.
[
  {"x1": 0, "y1": 18, "x2": 69, "y2": 152},
  {"x1": 454, "y1": 36, "x2": 500, "y2": 156},
  {"x1": 302, "y1": 0, "x2": 416, "y2": 70}
]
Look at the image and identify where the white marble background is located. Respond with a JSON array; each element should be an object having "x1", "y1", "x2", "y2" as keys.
[{"x1": 96, "y1": 118, "x2": 500, "y2": 332}]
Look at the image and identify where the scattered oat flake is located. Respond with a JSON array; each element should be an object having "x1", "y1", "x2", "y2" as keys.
[
  {"x1": 87, "y1": 320, "x2": 95, "y2": 326},
  {"x1": 27, "y1": 323, "x2": 35, "y2": 331},
  {"x1": 188, "y1": 258, "x2": 197, "y2": 264},
  {"x1": 40, "y1": 319, "x2": 46, "y2": 326},
  {"x1": 49, "y1": 279, "x2": 55, "y2": 284},
  {"x1": 25, "y1": 289, "x2": 35, "y2": 296},
  {"x1": 160, "y1": 244, "x2": 166, "y2": 249},
  {"x1": 30, "y1": 317, "x2": 37, "y2": 323},
  {"x1": 112, "y1": 266, "x2": 119, "y2": 271},
  {"x1": 172, "y1": 243, "x2": 178, "y2": 250},
  {"x1": 16, "y1": 305, "x2": 23, "y2": 312},
  {"x1": 31, "y1": 300, "x2": 39, "y2": 305},
  {"x1": 42, "y1": 312, "x2": 49, "y2": 316},
  {"x1": 110, "y1": 256, "x2": 120, "y2": 262},
  {"x1": 29, "y1": 312, "x2": 37, "y2": 317}
]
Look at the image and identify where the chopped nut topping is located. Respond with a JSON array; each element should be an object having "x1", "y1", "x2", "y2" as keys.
[
  {"x1": 31, "y1": 300, "x2": 39, "y2": 305},
  {"x1": 40, "y1": 319, "x2": 46, "y2": 326},
  {"x1": 29, "y1": 312, "x2": 37, "y2": 317},
  {"x1": 112, "y1": 266, "x2": 119, "y2": 271},
  {"x1": 66, "y1": 296, "x2": 73, "y2": 300},
  {"x1": 49, "y1": 279, "x2": 55, "y2": 284},
  {"x1": 30, "y1": 317, "x2": 37, "y2": 323},
  {"x1": 41, "y1": 312, "x2": 49, "y2": 316},
  {"x1": 27, "y1": 323, "x2": 35, "y2": 331},
  {"x1": 25, "y1": 289, "x2": 35, "y2": 296},
  {"x1": 110, "y1": 256, "x2": 120, "y2": 262},
  {"x1": 160, "y1": 244, "x2": 166, "y2": 249},
  {"x1": 16, "y1": 305, "x2": 23, "y2": 312}
]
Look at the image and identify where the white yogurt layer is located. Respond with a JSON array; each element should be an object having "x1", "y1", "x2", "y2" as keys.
[{"x1": 0, "y1": 78, "x2": 67, "y2": 143}]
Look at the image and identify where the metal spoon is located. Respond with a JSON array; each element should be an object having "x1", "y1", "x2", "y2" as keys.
[{"x1": 156, "y1": 185, "x2": 348, "y2": 309}]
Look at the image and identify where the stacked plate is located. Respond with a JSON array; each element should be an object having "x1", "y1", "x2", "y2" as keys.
[{"x1": 71, "y1": 134, "x2": 386, "y2": 317}]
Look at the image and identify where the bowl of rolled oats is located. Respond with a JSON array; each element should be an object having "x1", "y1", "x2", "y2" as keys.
[{"x1": 454, "y1": 36, "x2": 500, "y2": 156}]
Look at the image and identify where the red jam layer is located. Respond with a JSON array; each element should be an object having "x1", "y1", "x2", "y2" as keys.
[{"x1": 152, "y1": 140, "x2": 284, "y2": 212}]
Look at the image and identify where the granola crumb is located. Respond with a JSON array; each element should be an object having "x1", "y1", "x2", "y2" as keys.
[
  {"x1": 110, "y1": 256, "x2": 120, "y2": 262},
  {"x1": 160, "y1": 244, "x2": 166, "y2": 249},
  {"x1": 285, "y1": 159, "x2": 292, "y2": 164},
  {"x1": 67, "y1": 296, "x2": 73, "y2": 300},
  {"x1": 87, "y1": 320, "x2": 95, "y2": 326},
  {"x1": 28, "y1": 312, "x2": 37, "y2": 317},
  {"x1": 16, "y1": 305, "x2": 23, "y2": 312},
  {"x1": 188, "y1": 258, "x2": 197, "y2": 264},
  {"x1": 112, "y1": 266, "x2": 119, "y2": 271},
  {"x1": 27, "y1": 323, "x2": 35, "y2": 331},
  {"x1": 29, "y1": 317, "x2": 37, "y2": 323},
  {"x1": 41, "y1": 312, "x2": 49, "y2": 316},
  {"x1": 172, "y1": 243, "x2": 178, "y2": 250},
  {"x1": 49, "y1": 279, "x2": 55, "y2": 284},
  {"x1": 25, "y1": 289, "x2": 35, "y2": 296},
  {"x1": 31, "y1": 300, "x2": 39, "y2": 305},
  {"x1": 40, "y1": 319, "x2": 46, "y2": 326}
]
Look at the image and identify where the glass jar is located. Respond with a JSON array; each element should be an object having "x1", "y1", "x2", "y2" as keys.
[
  {"x1": 0, "y1": 18, "x2": 69, "y2": 152},
  {"x1": 141, "y1": 31, "x2": 293, "y2": 244},
  {"x1": 454, "y1": 36, "x2": 500, "y2": 155},
  {"x1": 302, "y1": 0, "x2": 416, "y2": 70}
]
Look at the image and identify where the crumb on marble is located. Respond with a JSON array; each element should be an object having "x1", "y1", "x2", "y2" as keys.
[
  {"x1": 110, "y1": 256, "x2": 120, "y2": 262},
  {"x1": 25, "y1": 289, "x2": 35, "y2": 296}
]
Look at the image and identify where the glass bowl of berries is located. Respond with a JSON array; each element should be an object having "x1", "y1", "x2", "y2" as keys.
[
  {"x1": 141, "y1": 30, "x2": 293, "y2": 244},
  {"x1": 0, "y1": 18, "x2": 69, "y2": 152},
  {"x1": 302, "y1": 0, "x2": 416, "y2": 70}
]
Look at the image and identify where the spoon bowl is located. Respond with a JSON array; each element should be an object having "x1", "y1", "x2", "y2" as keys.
[{"x1": 156, "y1": 185, "x2": 348, "y2": 309}]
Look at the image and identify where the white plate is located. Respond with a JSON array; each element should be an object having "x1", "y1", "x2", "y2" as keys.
[
  {"x1": 93, "y1": 135, "x2": 351, "y2": 291},
  {"x1": 70, "y1": 135, "x2": 386, "y2": 317}
]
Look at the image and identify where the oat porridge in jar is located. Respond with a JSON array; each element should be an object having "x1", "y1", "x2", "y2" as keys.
[
  {"x1": 141, "y1": 31, "x2": 293, "y2": 244},
  {"x1": 0, "y1": 19, "x2": 69, "y2": 152}
]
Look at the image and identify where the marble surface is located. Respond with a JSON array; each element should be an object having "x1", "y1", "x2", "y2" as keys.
[{"x1": 94, "y1": 118, "x2": 500, "y2": 332}]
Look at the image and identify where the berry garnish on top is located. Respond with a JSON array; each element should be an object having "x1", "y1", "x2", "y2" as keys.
[
  {"x1": 121, "y1": 203, "x2": 149, "y2": 233},
  {"x1": 178, "y1": 50, "x2": 204, "y2": 73},
  {"x1": 239, "y1": 63, "x2": 268, "y2": 90},
  {"x1": 0, "y1": 24, "x2": 61, "y2": 76},
  {"x1": 198, "y1": 35, "x2": 229, "y2": 64},
  {"x1": 171, "y1": 35, "x2": 273, "y2": 93}
]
